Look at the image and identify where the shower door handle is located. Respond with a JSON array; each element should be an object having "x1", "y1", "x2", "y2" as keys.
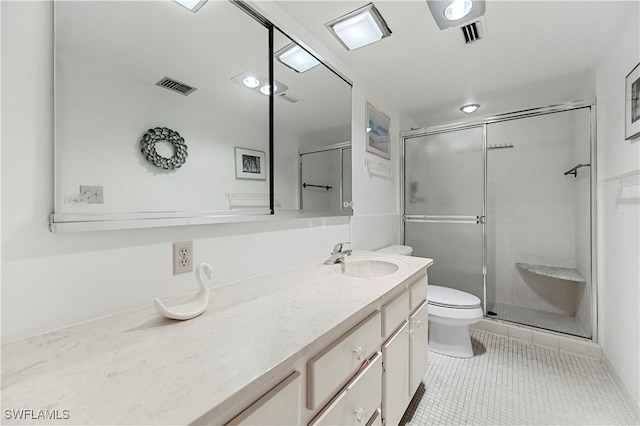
[{"x1": 476, "y1": 215, "x2": 486, "y2": 224}]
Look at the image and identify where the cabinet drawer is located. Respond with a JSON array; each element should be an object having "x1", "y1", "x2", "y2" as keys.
[
  {"x1": 307, "y1": 311, "x2": 381, "y2": 410},
  {"x1": 381, "y1": 290, "x2": 409, "y2": 339},
  {"x1": 226, "y1": 371, "x2": 300, "y2": 425},
  {"x1": 309, "y1": 352, "x2": 382, "y2": 426},
  {"x1": 409, "y1": 275, "x2": 428, "y2": 312}
]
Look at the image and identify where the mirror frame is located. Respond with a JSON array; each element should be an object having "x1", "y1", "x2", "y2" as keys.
[{"x1": 49, "y1": 0, "x2": 353, "y2": 233}]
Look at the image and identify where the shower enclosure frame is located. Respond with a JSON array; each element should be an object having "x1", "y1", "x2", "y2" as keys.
[
  {"x1": 299, "y1": 141, "x2": 351, "y2": 211},
  {"x1": 400, "y1": 99, "x2": 598, "y2": 342}
]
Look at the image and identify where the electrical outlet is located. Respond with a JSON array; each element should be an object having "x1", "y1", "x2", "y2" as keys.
[
  {"x1": 80, "y1": 185, "x2": 104, "y2": 204},
  {"x1": 173, "y1": 241, "x2": 193, "y2": 274}
]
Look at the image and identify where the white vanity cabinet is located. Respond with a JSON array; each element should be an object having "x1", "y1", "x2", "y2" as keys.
[
  {"x1": 226, "y1": 371, "x2": 301, "y2": 425},
  {"x1": 380, "y1": 275, "x2": 429, "y2": 426}
]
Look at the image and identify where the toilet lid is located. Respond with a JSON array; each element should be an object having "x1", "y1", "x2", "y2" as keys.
[{"x1": 428, "y1": 285, "x2": 481, "y2": 309}]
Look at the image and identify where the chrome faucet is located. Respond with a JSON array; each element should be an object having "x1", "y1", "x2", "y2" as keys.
[{"x1": 324, "y1": 242, "x2": 352, "y2": 265}]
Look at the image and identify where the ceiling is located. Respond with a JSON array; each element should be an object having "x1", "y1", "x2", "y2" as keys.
[{"x1": 274, "y1": 0, "x2": 637, "y2": 128}]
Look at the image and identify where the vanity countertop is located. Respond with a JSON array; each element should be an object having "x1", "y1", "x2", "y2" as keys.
[{"x1": 1, "y1": 251, "x2": 432, "y2": 425}]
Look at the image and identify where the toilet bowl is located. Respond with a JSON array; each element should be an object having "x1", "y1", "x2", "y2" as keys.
[
  {"x1": 375, "y1": 246, "x2": 482, "y2": 358},
  {"x1": 428, "y1": 285, "x2": 483, "y2": 358}
]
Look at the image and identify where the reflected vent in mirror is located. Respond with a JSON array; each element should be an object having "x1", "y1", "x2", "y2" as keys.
[
  {"x1": 156, "y1": 77, "x2": 197, "y2": 96},
  {"x1": 278, "y1": 92, "x2": 301, "y2": 103},
  {"x1": 461, "y1": 21, "x2": 482, "y2": 44}
]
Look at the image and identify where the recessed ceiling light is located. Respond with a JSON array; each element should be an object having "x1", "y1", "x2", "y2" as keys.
[
  {"x1": 173, "y1": 0, "x2": 208, "y2": 13},
  {"x1": 275, "y1": 43, "x2": 320, "y2": 73},
  {"x1": 444, "y1": 0, "x2": 473, "y2": 20},
  {"x1": 427, "y1": 0, "x2": 485, "y2": 30},
  {"x1": 326, "y1": 3, "x2": 392, "y2": 51},
  {"x1": 231, "y1": 71, "x2": 288, "y2": 96},
  {"x1": 242, "y1": 76, "x2": 261, "y2": 88},
  {"x1": 460, "y1": 103, "x2": 480, "y2": 113}
]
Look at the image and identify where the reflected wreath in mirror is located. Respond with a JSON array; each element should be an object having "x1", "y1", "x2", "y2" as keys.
[{"x1": 140, "y1": 127, "x2": 188, "y2": 170}]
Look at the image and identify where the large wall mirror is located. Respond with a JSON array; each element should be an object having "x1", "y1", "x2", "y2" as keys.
[{"x1": 52, "y1": 1, "x2": 352, "y2": 232}]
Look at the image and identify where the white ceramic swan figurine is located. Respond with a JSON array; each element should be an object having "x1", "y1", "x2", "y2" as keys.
[{"x1": 153, "y1": 263, "x2": 212, "y2": 320}]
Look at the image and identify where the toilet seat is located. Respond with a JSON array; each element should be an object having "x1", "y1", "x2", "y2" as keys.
[{"x1": 428, "y1": 285, "x2": 481, "y2": 309}]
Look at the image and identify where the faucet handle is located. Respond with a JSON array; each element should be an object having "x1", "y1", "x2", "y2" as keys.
[{"x1": 332, "y1": 242, "x2": 351, "y2": 253}]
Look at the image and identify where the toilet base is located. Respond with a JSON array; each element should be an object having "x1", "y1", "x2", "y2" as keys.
[{"x1": 428, "y1": 320, "x2": 475, "y2": 358}]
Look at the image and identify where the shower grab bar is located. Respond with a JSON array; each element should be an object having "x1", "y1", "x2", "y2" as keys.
[
  {"x1": 564, "y1": 163, "x2": 590, "y2": 177},
  {"x1": 302, "y1": 183, "x2": 332, "y2": 190}
]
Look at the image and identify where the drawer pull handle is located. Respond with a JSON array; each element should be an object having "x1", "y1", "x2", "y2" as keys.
[
  {"x1": 353, "y1": 346, "x2": 366, "y2": 361},
  {"x1": 354, "y1": 408, "x2": 367, "y2": 424}
]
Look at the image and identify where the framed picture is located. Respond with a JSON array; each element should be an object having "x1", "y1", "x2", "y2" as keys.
[
  {"x1": 366, "y1": 102, "x2": 391, "y2": 159},
  {"x1": 626, "y1": 62, "x2": 640, "y2": 140},
  {"x1": 234, "y1": 147, "x2": 266, "y2": 180}
]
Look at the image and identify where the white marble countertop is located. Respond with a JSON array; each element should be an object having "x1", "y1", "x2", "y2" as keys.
[{"x1": 1, "y1": 251, "x2": 432, "y2": 425}]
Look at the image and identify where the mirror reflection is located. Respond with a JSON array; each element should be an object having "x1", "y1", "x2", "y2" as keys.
[
  {"x1": 273, "y1": 29, "x2": 352, "y2": 213},
  {"x1": 54, "y1": 1, "x2": 270, "y2": 216}
]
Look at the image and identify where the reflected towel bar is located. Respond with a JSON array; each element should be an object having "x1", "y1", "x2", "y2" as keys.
[
  {"x1": 564, "y1": 163, "x2": 590, "y2": 177},
  {"x1": 303, "y1": 183, "x2": 332, "y2": 190}
]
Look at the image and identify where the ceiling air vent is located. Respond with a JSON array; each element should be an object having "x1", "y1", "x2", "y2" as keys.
[
  {"x1": 156, "y1": 77, "x2": 197, "y2": 96},
  {"x1": 461, "y1": 21, "x2": 482, "y2": 44},
  {"x1": 277, "y1": 92, "x2": 301, "y2": 103}
]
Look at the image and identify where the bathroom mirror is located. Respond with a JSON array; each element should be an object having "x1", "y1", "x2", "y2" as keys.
[
  {"x1": 52, "y1": 2, "x2": 353, "y2": 232},
  {"x1": 272, "y1": 29, "x2": 353, "y2": 214},
  {"x1": 52, "y1": 0, "x2": 271, "y2": 230}
]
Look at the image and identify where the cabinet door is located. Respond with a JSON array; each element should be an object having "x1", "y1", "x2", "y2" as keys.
[
  {"x1": 382, "y1": 320, "x2": 409, "y2": 426},
  {"x1": 409, "y1": 301, "x2": 429, "y2": 396},
  {"x1": 226, "y1": 371, "x2": 300, "y2": 425}
]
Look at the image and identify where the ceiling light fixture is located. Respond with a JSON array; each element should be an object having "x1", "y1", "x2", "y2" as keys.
[
  {"x1": 326, "y1": 3, "x2": 392, "y2": 51},
  {"x1": 173, "y1": 0, "x2": 208, "y2": 13},
  {"x1": 275, "y1": 43, "x2": 321, "y2": 73},
  {"x1": 231, "y1": 71, "x2": 288, "y2": 97},
  {"x1": 427, "y1": 0, "x2": 485, "y2": 30},
  {"x1": 460, "y1": 103, "x2": 480, "y2": 113}
]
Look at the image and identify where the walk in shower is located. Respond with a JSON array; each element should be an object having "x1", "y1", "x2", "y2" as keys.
[{"x1": 402, "y1": 101, "x2": 596, "y2": 339}]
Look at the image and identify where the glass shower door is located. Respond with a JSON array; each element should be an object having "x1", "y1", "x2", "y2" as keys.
[{"x1": 403, "y1": 126, "x2": 485, "y2": 304}]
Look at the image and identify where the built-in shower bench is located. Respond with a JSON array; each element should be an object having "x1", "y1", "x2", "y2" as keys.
[{"x1": 516, "y1": 263, "x2": 586, "y2": 283}]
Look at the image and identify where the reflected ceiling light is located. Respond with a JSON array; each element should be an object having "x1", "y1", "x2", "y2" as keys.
[
  {"x1": 326, "y1": 3, "x2": 392, "y2": 51},
  {"x1": 275, "y1": 43, "x2": 320, "y2": 73},
  {"x1": 427, "y1": 0, "x2": 485, "y2": 30},
  {"x1": 173, "y1": 0, "x2": 208, "y2": 13},
  {"x1": 460, "y1": 103, "x2": 480, "y2": 113},
  {"x1": 231, "y1": 71, "x2": 288, "y2": 96},
  {"x1": 242, "y1": 75, "x2": 261, "y2": 88}
]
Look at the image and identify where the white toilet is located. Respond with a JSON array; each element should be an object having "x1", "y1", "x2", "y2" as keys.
[
  {"x1": 376, "y1": 245, "x2": 483, "y2": 358},
  {"x1": 427, "y1": 285, "x2": 483, "y2": 358}
]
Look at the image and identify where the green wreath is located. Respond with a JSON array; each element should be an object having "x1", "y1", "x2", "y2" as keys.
[{"x1": 140, "y1": 127, "x2": 188, "y2": 170}]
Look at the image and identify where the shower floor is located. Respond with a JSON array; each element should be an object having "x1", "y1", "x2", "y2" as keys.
[{"x1": 487, "y1": 302, "x2": 590, "y2": 338}]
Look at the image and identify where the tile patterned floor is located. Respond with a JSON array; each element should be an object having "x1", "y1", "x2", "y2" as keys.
[
  {"x1": 487, "y1": 302, "x2": 589, "y2": 338},
  {"x1": 400, "y1": 329, "x2": 635, "y2": 425}
]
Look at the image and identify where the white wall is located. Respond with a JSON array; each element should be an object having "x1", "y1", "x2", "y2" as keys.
[
  {"x1": 56, "y1": 57, "x2": 270, "y2": 213},
  {"x1": 596, "y1": 0, "x2": 640, "y2": 419},
  {"x1": 0, "y1": 1, "x2": 403, "y2": 344}
]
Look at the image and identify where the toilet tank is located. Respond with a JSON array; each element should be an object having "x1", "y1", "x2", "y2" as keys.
[{"x1": 375, "y1": 245, "x2": 413, "y2": 256}]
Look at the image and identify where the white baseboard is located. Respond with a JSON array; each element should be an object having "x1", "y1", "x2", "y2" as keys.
[{"x1": 602, "y1": 351, "x2": 640, "y2": 424}]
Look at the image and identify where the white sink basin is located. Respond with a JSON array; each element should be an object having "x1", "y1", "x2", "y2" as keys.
[{"x1": 340, "y1": 259, "x2": 400, "y2": 278}]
